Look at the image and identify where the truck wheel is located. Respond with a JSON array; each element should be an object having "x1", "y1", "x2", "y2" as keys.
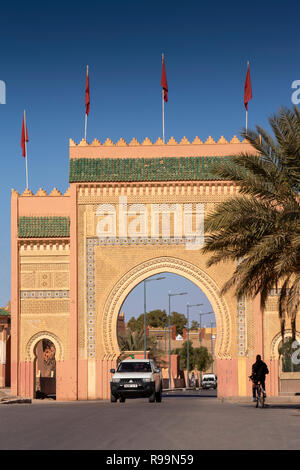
[
  {"x1": 111, "y1": 394, "x2": 117, "y2": 403},
  {"x1": 155, "y1": 386, "x2": 162, "y2": 403},
  {"x1": 149, "y1": 390, "x2": 156, "y2": 403},
  {"x1": 119, "y1": 396, "x2": 126, "y2": 403}
]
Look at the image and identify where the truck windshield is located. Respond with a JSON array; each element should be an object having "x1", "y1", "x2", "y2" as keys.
[{"x1": 117, "y1": 362, "x2": 152, "y2": 373}]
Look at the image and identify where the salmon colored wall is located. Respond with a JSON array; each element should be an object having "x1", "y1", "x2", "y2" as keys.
[
  {"x1": 56, "y1": 360, "x2": 78, "y2": 401},
  {"x1": 5, "y1": 336, "x2": 11, "y2": 386},
  {"x1": 11, "y1": 191, "x2": 19, "y2": 396},
  {"x1": 0, "y1": 365, "x2": 5, "y2": 387},
  {"x1": 18, "y1": 196, "x2": 70, "y2": 216},
  {"x1": 68, "y1": 185, "x2": 78, "y2": 400},
  {"x1": 96, "y1": 359, "x2": 117, "y2": 400},
  {"x1": 69, "y1": 140, "x2": 255, "y2": 160},
  {"x1": 19, "y1": 362, "x2": 34, "y2": 398},
  {"x1": 217, "y1": 359, "x2": 239, "y2": 397}
]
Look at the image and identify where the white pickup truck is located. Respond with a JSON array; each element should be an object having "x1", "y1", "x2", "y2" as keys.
[{"x1": 110, "y1": 359, "x2": 163, "y2": 403}]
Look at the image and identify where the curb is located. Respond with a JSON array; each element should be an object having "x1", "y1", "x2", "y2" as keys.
[{"x1": 0, "y1": 398, "x2": 32, "y2": 405}]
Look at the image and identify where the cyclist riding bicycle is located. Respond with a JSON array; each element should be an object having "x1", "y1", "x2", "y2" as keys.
[{"x1": 250, "y1": 355, "x2": 269, "y2": 402}]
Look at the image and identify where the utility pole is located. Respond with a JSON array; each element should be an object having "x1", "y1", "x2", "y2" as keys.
[
  {"x1": 210, "y1": 320, "x2": 216, "y2": 374},
  {"x1": 143, "y1": 277, "x2": 165, "y2": 358},
  {"x1": 199, "y1": 311, "x2": 214, "y2": 384},
  {"x1": 186, "y1": 303, "x2": 202, "y2": 389},
  {"x1": 168, "y1": 291, "x2": 188, "y2": 389}
]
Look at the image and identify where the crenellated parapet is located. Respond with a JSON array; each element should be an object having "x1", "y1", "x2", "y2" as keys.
[
  {"x1": 69, "y1": 134, "x2": 256, "y2": 161},
  {"x1": 13, "y1": 187, "x2": 70, "y2": 197},
  {"x1": 69, "y1": 135, "x2": 247, "y2": 147}
]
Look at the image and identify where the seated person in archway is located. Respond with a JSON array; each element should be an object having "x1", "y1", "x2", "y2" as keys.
[{"x1": 250, "y1": 354, "x2": 269, "y2": 401}]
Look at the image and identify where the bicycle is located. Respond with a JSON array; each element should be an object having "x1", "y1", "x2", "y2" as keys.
[
  {"x1": 249, "y1": 376, "x2": 265, "y2": 408},
  {"x1": 254, "y1": 383, "x2": 266, "y2": 408}
]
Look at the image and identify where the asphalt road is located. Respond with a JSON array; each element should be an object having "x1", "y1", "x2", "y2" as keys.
[{"x1": 1, "y1": 390, "x2": 300, "y2": 450}]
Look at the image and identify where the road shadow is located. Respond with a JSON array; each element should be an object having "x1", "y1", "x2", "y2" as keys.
[
  {"x1": 239, "y1": 403, "x2": 300, "y2": 410},
  {"x1": 266, "y1": 404, "x2": 300, "y2": 410},
  {"x1": 162, "y1": 393, "x2": 217, "y2": 398}
]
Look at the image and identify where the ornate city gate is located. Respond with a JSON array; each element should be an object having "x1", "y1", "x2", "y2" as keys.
[{"x1": 11, "y1": 136, "x2": 284, "y2": 400}]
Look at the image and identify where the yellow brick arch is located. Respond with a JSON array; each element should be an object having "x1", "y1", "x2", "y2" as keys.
[{"x1": 101, "y1": 256, "x2": 232, "y2": 360}]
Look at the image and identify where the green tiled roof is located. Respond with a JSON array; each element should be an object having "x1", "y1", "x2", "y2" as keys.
[
  {"x1": 18, "y1": 217, "x2": 70, "y2": 238},
  {"x1": 69, "y1": 156, "x2": 234, "y2": 183},
  {"x1": 0, "y1": 308, "x2": 10, "y2": 316}
]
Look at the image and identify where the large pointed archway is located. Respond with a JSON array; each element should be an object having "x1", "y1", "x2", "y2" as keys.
[{"x1": 100, "y1": 256, "x2": 231, "y2": 361}]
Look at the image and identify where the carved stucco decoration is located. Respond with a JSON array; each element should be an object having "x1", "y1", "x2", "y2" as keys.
[{"x1": 25, "y1": 330, "x2": 64, "y2": 362}]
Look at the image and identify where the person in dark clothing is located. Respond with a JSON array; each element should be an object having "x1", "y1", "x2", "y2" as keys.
[{"x1": 250, "y1": 355, "x2": 269, "y2": 401}]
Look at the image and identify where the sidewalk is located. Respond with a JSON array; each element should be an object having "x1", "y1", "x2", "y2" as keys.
[{"x1": 0, "y1": 388, "x2": 31, "y2": 404}]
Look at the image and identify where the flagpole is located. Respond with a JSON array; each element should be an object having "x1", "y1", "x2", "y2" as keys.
[
  {"x1": 162, "y1": 89, "x2": 165, "y2": 144},
  {"x1": 246, "y1": 61, "x2": 249, "y2": 133},
  {"x1": 24, "y1": 110, "x2": 28, "y2": 189},
  {"x1": 85, "y1": 65, "x2": 88, "y2": 141},
  {"x1": 162, "y1": 54, "x2": 165, "y2": 144}
]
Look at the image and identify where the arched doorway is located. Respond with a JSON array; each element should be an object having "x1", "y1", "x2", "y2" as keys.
[
  {"x1": 117, "y1": 272, "x2": 217, "y2": 389},
  {"x1": 270, "y1": 331, "x2": 300, "y2": 396},
  {"x1": 34, "y1": 339, "x2": 56, "y2": 399},
  {"x1": 97, "y1": 256, "x2": 232, "y2": 399},
  {"x1": 278, "y1": 336, "x2": 300, "y2": 395}
]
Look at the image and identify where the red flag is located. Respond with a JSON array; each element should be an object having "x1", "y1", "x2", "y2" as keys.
[
  {"x1": 244, "y1": 63, "x2": 252, "y2": 111},
  {"x1": 85, "y1": 65, "x2": 90, "y2": 115},
  {"x1": 161, "y1": 54, "x2": 168, "y2": 102},
  {"x1": 21, "y1": 111, "x2": 29, "y2": 158}
]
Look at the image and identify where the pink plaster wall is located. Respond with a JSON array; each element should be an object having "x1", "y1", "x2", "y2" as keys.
[
  {"x1": 96, "y1": 359, "x2": 117, "y2": 400},
  {"x1": 68, "y1": 184, "x2": 78, "y2": 400},
  {"x1": 217, "y1": 358, "x2": 239, "y2": 397},
  {"x1": 18, "y1": 195, "x2": 70, "y2": 216},
  {"x1": 69, "y1": 141, "x2": 256, "y2": 160},
  {"x1": 56, "y1": 360, "x2": 78, "y2": 401},
  {"x1": 19, "y1": 362, "x2": 34, "y2": 398},
  {"x1": 0, "y1": 365, "x2": 5, "y2": 388},
  {"x1": 11, "y1": 192, "x2": 19, "y2": 396}
]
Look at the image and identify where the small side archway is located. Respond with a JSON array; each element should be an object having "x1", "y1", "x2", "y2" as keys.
[
  {"x1": 270, "y1": 330, "x2": 300, "y2": 395},
  {"x1": 25, "y1": 331, "x2": 64, "y2": 399}
]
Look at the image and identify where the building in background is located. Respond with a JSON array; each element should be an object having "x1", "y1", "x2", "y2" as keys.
[
  {"x1": 146, "y1": 325, "x2": 217, "y2": 374},
  {"x1": 0, "y1": 301, "x2": 11, "y2": 387}
]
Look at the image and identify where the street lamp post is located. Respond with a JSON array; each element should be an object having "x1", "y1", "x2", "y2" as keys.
[
  {"x1": 168, "y1": 291, "x2": 188, "y2": 389},
  {"x1": 210, "y1": 320, "x2": 216, "y2": 373},
  {"x1": 186, "y1": 303, "x2": 203, "y2": 388},
  {"x1": 199, "y1": 311, "x2": 214, "y2": 346},
  {"x1": 199, "y1": 311, "x2": 214, "y2": 384},
  {"x1": 143, "y1": 276, "x2": 166, "y2": 359}
]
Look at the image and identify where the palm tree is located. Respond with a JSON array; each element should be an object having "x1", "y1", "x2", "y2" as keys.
[
  {"x1": 118, "y1": 330, "x2": 166, "y2": 366},
  {"x1": 202, "y1": 106, "x2": 300, "y2": 339}
]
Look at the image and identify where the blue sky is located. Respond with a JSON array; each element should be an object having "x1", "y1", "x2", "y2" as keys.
[
  {"x1": 121, "y1": 273, "x2": 215, "y2": 325},
  {"x1": 0, "y1": 0, "x2": 299, "y2": 310}
]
